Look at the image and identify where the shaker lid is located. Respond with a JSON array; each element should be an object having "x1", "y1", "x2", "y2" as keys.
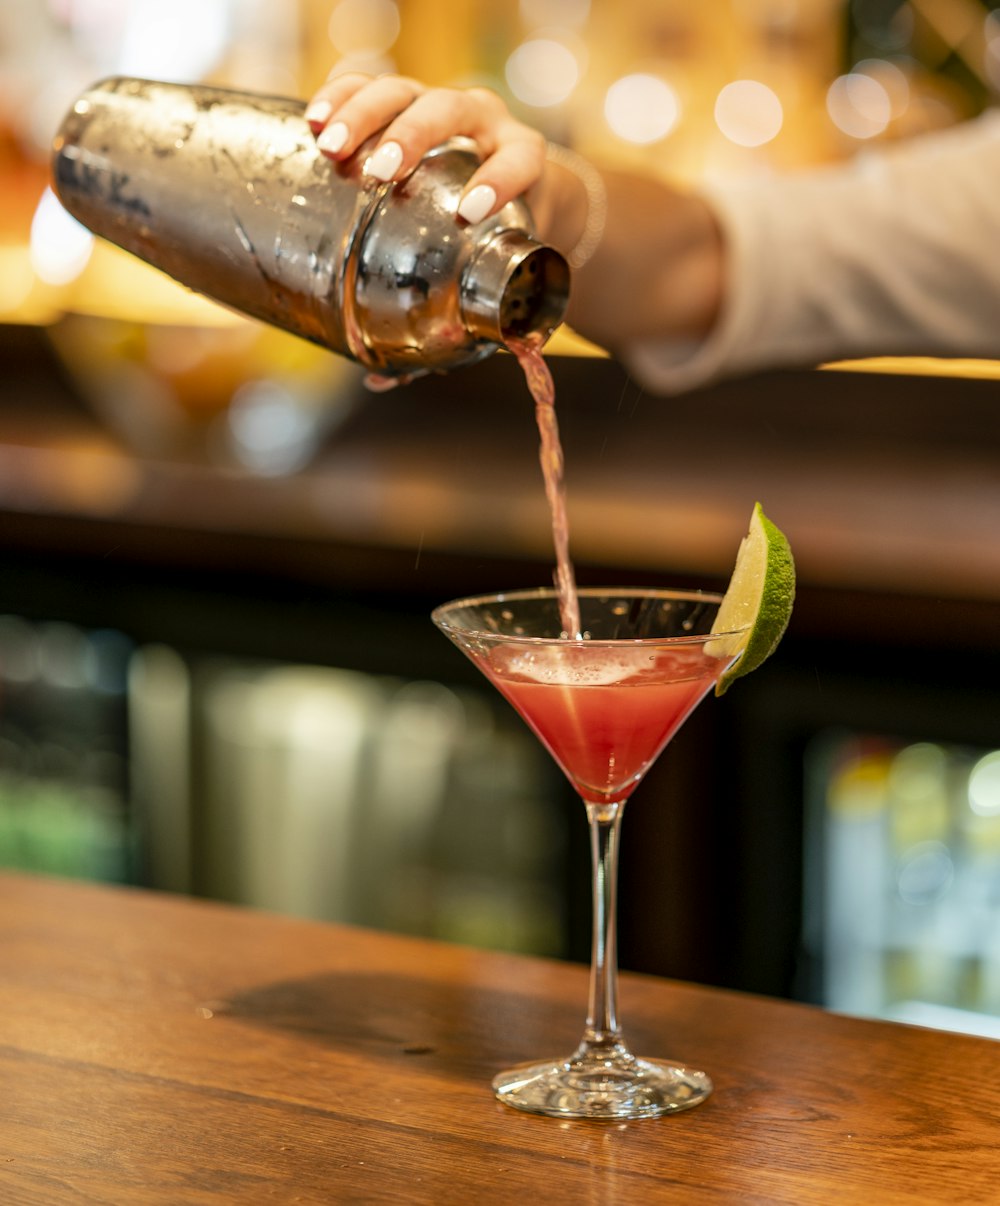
[{"x1": 460, "y1": 229, "x2": 570, "y2": 346}]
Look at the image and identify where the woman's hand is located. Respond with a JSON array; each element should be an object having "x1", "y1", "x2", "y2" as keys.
[
  {"x1": 303, "y1": 69, "x2": 725, "y2": 367},
  {"x1": 304, "y1": 72, "x2": 546, "y2": 225}
]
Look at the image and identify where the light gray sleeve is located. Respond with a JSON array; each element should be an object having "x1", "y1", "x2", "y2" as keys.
[{"x1": 624, "y1": 111, "x2": 1000, "y2": 394}]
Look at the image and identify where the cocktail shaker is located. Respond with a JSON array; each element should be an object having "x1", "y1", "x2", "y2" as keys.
[{"x1": 51, "y1": 77, "x2": 569, "y2": 378}]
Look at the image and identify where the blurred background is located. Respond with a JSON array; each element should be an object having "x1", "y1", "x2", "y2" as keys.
[
  {"x1": 7, "y1": 0, "x2": 1000, "y2": 352},
  {"x1": 2, "y1": 0, "x2": 1000, "y2": 1041}
]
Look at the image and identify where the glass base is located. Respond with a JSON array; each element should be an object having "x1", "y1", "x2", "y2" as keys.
[{"x1": 492, "y1": 1046, "x2": 712, "y2": 1120}]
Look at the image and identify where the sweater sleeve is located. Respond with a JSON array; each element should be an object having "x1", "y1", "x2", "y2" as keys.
[{"x1": 624, "y1": 110, "x2": 1000, "y2": 394}]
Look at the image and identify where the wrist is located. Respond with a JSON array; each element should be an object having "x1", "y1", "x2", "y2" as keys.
[
  {"x1": 557, "y1": 170, "x2": 725, "y2": 351},
  {"x1": 541, "y1": 144, "x2": 607, "y2": 270},
  {"x1": 529, "y1": 149, "x2": 603, "y2": 271},
  {"x1": 674, "y1": 192, "x2": 725, "y2": 340}
]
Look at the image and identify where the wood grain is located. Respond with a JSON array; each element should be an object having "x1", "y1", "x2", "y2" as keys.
[{"x1": 1, "y1": 872, "x2": 998, "y2": 1204}]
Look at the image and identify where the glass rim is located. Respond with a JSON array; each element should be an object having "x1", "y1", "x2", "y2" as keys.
[{"x1": 431, "y1": 586, "x2": 747, "y2": 647}]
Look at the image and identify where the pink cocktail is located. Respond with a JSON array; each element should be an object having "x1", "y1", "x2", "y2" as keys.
[
  {"x1": 432, "y1": 586, "x2": 747, "y2": 1120},
  {"x1": 481, "y1": 642, "x2": 723, "y2": 807}
]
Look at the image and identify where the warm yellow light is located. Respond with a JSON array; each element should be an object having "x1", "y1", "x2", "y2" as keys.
[
  {"x1": 854, "y1": 58, "x2": 911, "y2": 118},
  {"x1": 328, "y1": 0, "x2": 400, "y2": 56},
  {"x1": 505, "y1": 39, "x2": 580, "y2": 108},
  {"x1": 714, "y1": 80, "x2": 783, "y2": 148},
  {"x1": 604, "y1": 74, "x2": 680, "y2": 145},
  {"x1": 518, "y1": 0, "x2": 591, "y2": 27},
  {"x1": 827, "y1": 72, "x2": 892, "y2": 139},
  {"x1": 0, "y1": 248, "x2": 37, "y2": 318}
]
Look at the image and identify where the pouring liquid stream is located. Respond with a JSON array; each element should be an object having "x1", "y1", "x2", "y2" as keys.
[{"x1": 506, "y1": 336, "x2": 581, "y2": 639}]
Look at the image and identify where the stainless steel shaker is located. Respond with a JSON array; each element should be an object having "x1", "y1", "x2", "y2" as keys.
[{"x1": 50, "y1": 77, "x2": 569, "y2": 378}]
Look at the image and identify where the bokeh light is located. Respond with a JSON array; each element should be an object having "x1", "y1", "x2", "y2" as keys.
[
  {"x1": 603, "y1": 74, "x2": 680, "y2": 145},
  {"x1": 826, "y1": 71, "x2": 892, "y2": 139},
  {"x1": 895, "y1": 840, "x2": 954, "y2": 907},
  {"x1": 853, "y1": 57, "x2": 911, "y2": 118},
  {"x1": 519, "y1": 0, "x2": 591, "y2": 26},
  {"x1": 714, "y1": 80, "x2": 783, "y2": 147},
  {"x1": 116, "y1": 0, "x2": 231, "y2": 80},
  {"x1": 506, "y1": 39, "x2": 580, "y2": 108},
  {"x1": 30, "y1": 188, "x2": 94, "y2": 288},
  {"x1": 328, "y1": 0, "x2": 400, "y2": 57},
  {"x1": 969, "y1": 750, "x2": 1000, "y2": 817},
  {"x1": 227, "y1": 380, "x2": 321, "y2": 476}
]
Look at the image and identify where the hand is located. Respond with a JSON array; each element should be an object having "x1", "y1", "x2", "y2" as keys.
[
  {"x1": 304, "y1": 69, "x2": 724, "y2": 362},
  {"x1": 304, "y1": 72, "x2": 547, "y2": 226}
]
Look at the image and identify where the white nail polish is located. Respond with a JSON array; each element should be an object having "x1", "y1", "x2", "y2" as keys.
[
  {"x1": 317, "y1": 121, "x2": 348, "y2": 154},
  {"x1": 365, "y1": 140, "x2": 404, "y2": 181},
  {"x1": 304, "y1": 100, "x2": 332, "y2": 125},
  {"x1": 457, "y1": 184, "x2": 497, "y2": 225}
]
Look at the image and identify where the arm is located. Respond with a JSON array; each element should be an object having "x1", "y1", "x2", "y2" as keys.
[
  {"x1": 306, "y1": 73, "x2": 1000, "y2": 393},
  {"x1": 628, "y1": 108, "x2": 1000, "y2": 393}
]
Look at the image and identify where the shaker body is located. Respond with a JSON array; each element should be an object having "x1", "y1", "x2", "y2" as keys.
[{"x1": 51, "y1": 77, "x2": 569, "y2": 376}]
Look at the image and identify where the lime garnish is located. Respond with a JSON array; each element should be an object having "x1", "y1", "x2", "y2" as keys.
[{"x1": 710, "y1": 502, "x2": 795, "y2": 696}]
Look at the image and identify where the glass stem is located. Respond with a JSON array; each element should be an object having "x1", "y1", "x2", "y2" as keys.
[{"x1": 581, "y1": 800, "x2": 626, "y2": 1056}]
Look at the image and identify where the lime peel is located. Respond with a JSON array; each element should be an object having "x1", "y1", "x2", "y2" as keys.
[{"x1": 710, "y1": 502, "x2": 795, "y2": 696}]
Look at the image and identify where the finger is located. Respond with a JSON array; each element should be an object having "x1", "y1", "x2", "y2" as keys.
[
  {"x1": 313, "y1": 75, "x2": 426, "y2": 161},
  {"x1": 303, "y1": 72, "x2": 373, "y2": 131},
  {"x1": 363, "y1": 87, "x2": 541, "y2": 190},
  {"x1": 456, "y1": 130, "x2": 547, "y2": 223},
  {"x1": 357, "y1": 85, "x2": 480, "y2": 181}
]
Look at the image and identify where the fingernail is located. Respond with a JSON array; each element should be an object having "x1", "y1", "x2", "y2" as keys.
[
  {"x1": 365, "y1": 140, "x2": 404, "y2": 181},
  {"x1": 304, "y1": 100, "x2": 332, "y2": 126},
  {"x1": 317, "y1": 121, "x2": 349, "y2": 155},
  {"x1": 458, "y1": 184, "x2": 497, "y2": 225}
]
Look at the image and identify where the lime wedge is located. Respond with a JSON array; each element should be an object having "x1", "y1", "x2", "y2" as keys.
[{"x1": 710, "y1": 502, "x2": 795, "y2": 696}]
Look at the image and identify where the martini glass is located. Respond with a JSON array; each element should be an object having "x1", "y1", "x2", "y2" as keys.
[{"x1": 431, "y1": 586, "x2": 747, "y2": 1121}]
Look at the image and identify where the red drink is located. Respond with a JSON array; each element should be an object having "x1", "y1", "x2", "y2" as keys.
[
  {"x1": 432, "y1": 587, "x2": 738, "y2": 1118},
  {"x1": 476, "y1": 642, "x2": 725, "y2": 806},
  {"x1": 506, "y1": 336, "x2": 580, "y2": 639}
]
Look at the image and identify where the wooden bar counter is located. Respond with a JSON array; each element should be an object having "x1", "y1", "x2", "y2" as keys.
[{"x1": 2, "y1": 871, "x2": 998, "y2": 1204}]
